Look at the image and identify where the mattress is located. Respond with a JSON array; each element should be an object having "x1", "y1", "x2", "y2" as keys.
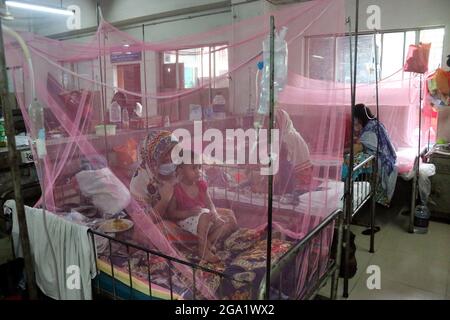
[
  {"x1": 95, "y1": 258, "x2": 183, "y2": 300},
  {"x1": 210, "y1": 180, "x2": 371, "y2": 216},
  {"x1": 94, "y1": 228, "x2": 296, "y2": 300}
]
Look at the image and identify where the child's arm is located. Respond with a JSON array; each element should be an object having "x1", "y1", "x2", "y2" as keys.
[
  {"x1": 204, "y1": 189, "x2": 217, "y2": 214},
  {"x1": 205, "y1": 189, "x2": 225, "y2": 222}
]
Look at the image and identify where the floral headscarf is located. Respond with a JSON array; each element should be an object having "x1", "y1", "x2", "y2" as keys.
[
  {"x1": 139, "y1": 130, "x2": 179, "y2": 175},
  {"x1": 130, "y1": 130, "x2": 179, "y2": 206}
]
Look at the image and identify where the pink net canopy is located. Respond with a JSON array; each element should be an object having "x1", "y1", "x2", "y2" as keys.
[{"x1": 3, "y1": 0, "x2": 429, "y2": 299}]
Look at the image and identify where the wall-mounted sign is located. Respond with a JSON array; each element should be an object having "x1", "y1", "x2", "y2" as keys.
[{"x1": 111, "y1": 51, "x2": 142, "y2": 63}]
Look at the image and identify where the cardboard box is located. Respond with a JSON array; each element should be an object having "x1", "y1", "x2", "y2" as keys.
[{"x1": 437, "y1": 108, "x2": 450, "y2": 142}]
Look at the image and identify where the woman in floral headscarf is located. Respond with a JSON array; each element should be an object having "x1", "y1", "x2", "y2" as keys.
[
  {"x1": 130, "y1": 130, "x2": 237, "y2": 234},
  {"x1": 130, "y1": 130, "x2": 180, "y2": 218}
]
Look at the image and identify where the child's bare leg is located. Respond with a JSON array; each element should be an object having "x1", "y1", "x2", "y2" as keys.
[
  {"x1": 207, "y1": 223, "x2": 224, "y2": 251},
  {"x1": 207, "y1": 213, "x2": 238, "y2": 250},
  {"x1": 197, "y1": 214, "x2": 220, "y2": 263}
]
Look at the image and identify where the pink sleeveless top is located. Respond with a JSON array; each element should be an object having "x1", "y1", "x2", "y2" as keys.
[{"x1": 173, "y1": 180, "x2": 208, "y2": 210}]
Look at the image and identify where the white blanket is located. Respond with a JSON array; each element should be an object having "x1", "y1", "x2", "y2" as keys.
[{"x1": 4, "y1": 200, "x2": 97, "y2": 300}]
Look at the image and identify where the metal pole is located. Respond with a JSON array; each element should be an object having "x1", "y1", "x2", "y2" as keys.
[
  {"x1": 410, "y1": 74, "x2": 423, "y2": 233},
  {"x1": 96, "y1": 3, "x2": 109, "y2": 165},
  {"x1": 142, "y1": 24, "x2": 149, "y2": 130},
  {"x1": 264, "y1": 15, "x2": 275, "y2": 300},
  {"x1": 343, "y1": 14, "x2": 353, "y2": 299},
  {"x1": 330, "y1": 212, "x2": 344, "y2": 299},
  {"x1": 0, "y1": 17, "x2": 38, "y2": 299},
  {"x1": 175, "y1": 50, "x2": 180, "y2": 121},
  {"x1": 371, "y1": 31, "x2": 380, "y2": 253},
  {"x1": 208, "y1": 46, "x2": 212, "y2": 106},
  {"x1": 344, "y1": 0, "x2": 359, "y2": 299}
]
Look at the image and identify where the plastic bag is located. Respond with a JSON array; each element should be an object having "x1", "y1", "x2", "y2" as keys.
[
  {"x1": 418, "y1": 163, "x2": 436, "y2": 204},
  {"x1": 75, "y1": 168, "x2": 131, "y2": 216},
  {"x1": 257, "y1": 26, "x2": 288, "y2": 116},
  {"x1": 403, "y1": 43, "x2": 431, "y2": 74}
]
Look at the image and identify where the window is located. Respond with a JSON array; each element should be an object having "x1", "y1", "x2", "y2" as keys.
[
  {"x1": 162, "y1": 45, "x2": 229, "y2": 89},
  {"x1": 334, "y1": 34, "x2": 380, "y2": 84},
  {"x1": 381, "y1": 32, "x2": 404, "y2": 80},
  {"x1": 306, "y1": 27, "x2": 445, "y2": 84},
  {"x1": 307, "y1": 37, "x2": 335, "y2": 81},
  {"x1": 420, "y1": 28, "x2": 446, "y2": 71}
]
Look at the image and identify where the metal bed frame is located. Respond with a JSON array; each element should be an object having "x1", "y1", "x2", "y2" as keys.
[
  {"x1": 88, "y1": 208, "x2": 344, "y2": 300},
  {"x1": 1, "y1": 150, "x2": 368, "y2": 301},
  {"x1": 0, "y1": 8, "x2": 379, "y2": 300},
  {"x1": 86, "y1": 152, "x2": 377, "y2": 301},
  {"x1": 342, "y1": 154, "x2": 377, "y2": 298}
]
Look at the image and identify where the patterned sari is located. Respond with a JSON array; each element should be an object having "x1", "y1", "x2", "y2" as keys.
[{"x1": 360, "y1": 119, "x2": 398, "y2": 206}]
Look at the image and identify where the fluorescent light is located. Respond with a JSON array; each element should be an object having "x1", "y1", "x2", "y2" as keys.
[
  {"x1": 312, "y1": 55, "x2": 324, "y2": 60},
  {"x1": 123, "y1": 44, "x2": 130, "y2": 47},
  {"x1": 0, "y1": 4, "x2": 14, "y2": 20},
  {"x1": 6, "y1": 1, "x2": 74, "y2": 16}
]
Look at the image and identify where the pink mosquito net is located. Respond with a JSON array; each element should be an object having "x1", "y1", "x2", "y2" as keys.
[{"x1": 3, "y1": 0, "x2": 432, "y2": 299}]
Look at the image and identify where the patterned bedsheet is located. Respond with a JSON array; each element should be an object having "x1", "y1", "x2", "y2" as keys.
[{"x1": 97, "y1": 227, "x2": 294, "y2": 300}]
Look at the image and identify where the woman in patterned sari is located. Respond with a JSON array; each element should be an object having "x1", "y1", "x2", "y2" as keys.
[{"x1": 353, "y1": 104, "x2": 398, "y2": 207}]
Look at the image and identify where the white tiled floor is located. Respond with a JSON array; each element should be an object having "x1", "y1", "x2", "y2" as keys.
[{"x1": 328, "y1": 219, "x2": 450, "y2": 300}]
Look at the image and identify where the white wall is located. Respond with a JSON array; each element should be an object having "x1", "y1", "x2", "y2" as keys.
[
  {"x1": 346, "y1": 0, "x2": 450, "y2": 68},
  {"x1": 102, "y1": 0, "x2": 227, "y2": 23}
]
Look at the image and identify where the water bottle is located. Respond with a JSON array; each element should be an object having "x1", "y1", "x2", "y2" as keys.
[
  {"x1": 414, "y1": 205, "x2": 430, "y2": 234},
  {"x1": 109, "y1": 101, "x2": 122, "y2": 123},
  {"x1": 28, "y1": 100, "x2": 47, "y2": 158},
  {"x1": 122, "y1": 108, "x2": 129, "y2": 129}
]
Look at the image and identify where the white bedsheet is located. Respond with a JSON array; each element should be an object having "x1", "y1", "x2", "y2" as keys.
[{"x1": 210, "y1": 180, "x2": 371, "y2": 216}]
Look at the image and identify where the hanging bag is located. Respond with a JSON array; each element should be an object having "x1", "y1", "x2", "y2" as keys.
[{"x1": 403, "y1": 43, "x2": 431, "y2": 74}]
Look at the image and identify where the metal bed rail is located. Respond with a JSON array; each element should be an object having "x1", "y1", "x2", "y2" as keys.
[
  {"x1": 257, "y1": 209, "x2": 343, "y2": 300},
  {"x1": 88, "y1": 228, "x2": 251, "y2": 300},
  {"x1": 351, "y1": 155, "x2": 376, "y2": 216},
  {"x1": 89, "y1": 207, "x2": 343, "y2": 301}
]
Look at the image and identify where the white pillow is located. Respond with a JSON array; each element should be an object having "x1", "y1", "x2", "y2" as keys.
[{"x1": 75, "y1": 168, "x2": 131, "y2": 215}]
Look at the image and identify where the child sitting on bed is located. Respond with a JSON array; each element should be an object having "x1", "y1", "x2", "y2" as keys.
[{"x1": 168, "y1": 151, "x2": 227, "y2": 263}]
